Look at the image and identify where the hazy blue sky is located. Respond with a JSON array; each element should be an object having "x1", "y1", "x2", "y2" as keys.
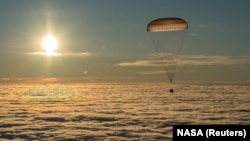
[{"x1": 0, "y1": 0, "x2": 250, "y2": 83}]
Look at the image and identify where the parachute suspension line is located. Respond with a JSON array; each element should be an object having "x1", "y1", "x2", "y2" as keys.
[
  {"x1": 161, "y1": 30, "x2": 187, "y2": 84},
  {"x1": 168, "y1": 30, "x2": 188, "y2": 83},
  {"x1": 164, "y1": 66, "x2": 175, "y2": 83},
  {"x1": 149, "y1": 32, "x2": 175, "y2": 84},
  {"x1": 148, "y1": 33, "x2": 158, "y2": 53},
  {"x1": 179, "y1": 32, "x2": 187, "y2": 52},
  {"x1": 148, "y1": 31, "x2": 187, "y2": 84}
]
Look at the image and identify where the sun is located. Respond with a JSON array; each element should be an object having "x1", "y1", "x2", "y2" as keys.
[{"x1": 41, "y1": 35, "x2": 58, "y2": 54}]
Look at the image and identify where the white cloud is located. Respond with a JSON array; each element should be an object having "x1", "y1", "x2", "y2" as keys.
[
  {"x1": 28, "y1": 52, "x2": 61, "y2": 56},
  {"x1": 179, "y1": 55, "x2": 250, "y2": 66},
  {"x1": 83, "y1": 70, "x2": 88, "y2": 75},
  {"x1": 190, "y1": 33, "x2": 198, "y2": 37},
  {"x1": 27, "y1": 52, "x2": 91, "y2": 56},
  {"x1": 114, "y1": 55, "x2": 250, "y2": 67},
  {"x1": 136, "y1": 70, "x2": 166, "y2": 75},
  {"x1": 63, "y1": 52, "x2": 91, "y2": 56},
  {"x1": 114, "y1": 60, "x2": 160, "y2": 67},
  {"x1": 0, "y1": 77, "x2": 11, "y2": 81},
  {"x1": 136, "y1": 69, "x2": 198, "y2": 75}
]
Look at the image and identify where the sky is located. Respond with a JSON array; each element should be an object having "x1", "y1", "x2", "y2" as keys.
[{"x1": 0, "y1": 0, "x2": 250, "y2": 84}]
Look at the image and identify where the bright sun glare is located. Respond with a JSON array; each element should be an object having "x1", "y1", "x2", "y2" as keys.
[{"x1": 42, "y1": 35, "x2": 58, "y2": 55}]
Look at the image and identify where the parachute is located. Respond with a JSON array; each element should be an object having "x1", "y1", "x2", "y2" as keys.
[
  {"x1": 147, "y1": 17, "x2": 188, "y2": 32},
  {"x1": 147, "y1": 17, "x2": 188, "y2": 92}
]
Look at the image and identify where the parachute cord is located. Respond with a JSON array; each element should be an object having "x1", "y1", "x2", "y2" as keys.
[
  {"x1": 148, "y1": 30, "x2": 188, "y2": 87},
  {"x1": 169, "y1": 30, "x2": 188, "y2": 84},
  {"x1": 148, "y1": 33, "x2": 158, "y2": 52}
]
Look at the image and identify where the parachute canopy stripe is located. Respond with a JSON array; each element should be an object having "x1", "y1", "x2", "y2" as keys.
[{"x1": 147, "y1": 17, "x2": 188, "y2": 32}]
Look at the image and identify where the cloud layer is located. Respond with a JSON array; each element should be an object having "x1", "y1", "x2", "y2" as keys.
[{"x1": 0, "y1": 83, "x2": 249, "y2": 140}]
